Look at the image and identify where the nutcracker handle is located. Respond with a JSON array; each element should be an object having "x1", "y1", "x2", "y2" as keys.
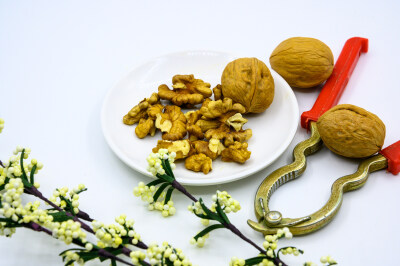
[
  {"x1": 380, "y1": 141, "x2": 400, "y2": 175},
  {"x1": 301, "y1": 37, "x2": 369, "y2": 130}
]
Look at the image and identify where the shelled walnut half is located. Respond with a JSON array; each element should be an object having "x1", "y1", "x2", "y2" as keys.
[
  {"x1": 185, "y1": 153, "x2": 213, "y2": 174},
  {"x1": 123, "y1": 93, "x2": 163, "y2": 139},
  {"x1": 196, "y1": 98, "x2": 251, "y2": 154},
  {"x1": 152, "y1": 139, "x2": 192, "y2": 160},
  {"x1": 158, "y1": 74, "x2": 212, "y2": 107},
  {"x1": 221, "y1": 141, "x2": 251, "y2": 163},
  {"x1": 155, "y1": 105, "x2": 187, "y2": 141}
]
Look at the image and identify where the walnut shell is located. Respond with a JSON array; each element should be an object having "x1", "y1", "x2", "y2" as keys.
[
  {"x1": 270, "y1": 37, "x2": 334, "y2": 88},
  {"x1": 221, "y1": 58, "x2": 274, "y2": 113},
  {"x1": 317, "y1": 104, "x2": 386, "y2": 158}
]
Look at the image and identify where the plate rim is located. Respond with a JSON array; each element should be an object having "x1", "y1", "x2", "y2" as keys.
[{"x1": 101, "y1": 50, "x2": 299, "y2": 186}]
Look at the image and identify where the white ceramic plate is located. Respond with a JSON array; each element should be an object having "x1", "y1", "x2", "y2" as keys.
[{"x1": 101, "y1": 51, "x2": 299, "y2": 186}]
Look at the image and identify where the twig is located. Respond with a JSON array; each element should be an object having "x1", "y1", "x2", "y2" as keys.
[
  {"x1": 21, "y1": 222, "x2": 141, "y2": 266},
  {"x1": 24, "y1": 186, "x2": 95, "y2": 234},
  {"x1": 24, "y1": 186, "x2": 148, "y2": 256},
  {"x1": 171, "y1": 179, "x2": 269, "y2": 257},
  {"x1": 171, "y1": 180, "x2": 198, "y2": 202}
]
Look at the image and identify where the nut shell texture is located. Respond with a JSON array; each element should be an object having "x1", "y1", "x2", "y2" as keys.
[
  {"x1": 270, "y1": 37, "x2": 334, "y2": 88},
  {"x1": 317, "y1": 104, "x2": 386, "y2": 158},
  {"x1": 221, "y1": 58, "x2": 274, "y2": 113}
]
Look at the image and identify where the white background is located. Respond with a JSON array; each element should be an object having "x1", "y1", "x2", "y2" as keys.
[{"x1": 1, "y1": 1, "x2": 400, "y2": 265}]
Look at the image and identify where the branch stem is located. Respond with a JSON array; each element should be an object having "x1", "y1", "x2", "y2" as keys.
[
  {"x1": 171, "y1": 178, "x2": 289, "y2": 266},
  {"x1": 24, "y1": 187, "x2": 95, "y2": 234},
  {"x1": 172, "y1": 180, "x2": 198, "y2": 202},
  {"x1": 24, "y1": 186, "x2": 148, "y2": 252},
  {"x1": 21, "y1": 221, "x2": 141, "y2": 266}
]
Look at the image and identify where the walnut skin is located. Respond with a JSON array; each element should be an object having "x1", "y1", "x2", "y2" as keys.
[
  {"x1": 221, "y1": 141, "x2": 251, "y2": 164},
  {"x1": 317, "y1": 104, "x2": 386, "y2": 158},
  {"x1": 185, "y1": 153, "x2": 212, "y2": 174},
  {"x1": 221, "y1": 58, "x2": 275, "y2": 113},
  {"x1": 270, "y1": 37, "x2": 334, "y2": 88},
  {"x1": 158, "y1": 74, "x2": 212, "y2": 107}
]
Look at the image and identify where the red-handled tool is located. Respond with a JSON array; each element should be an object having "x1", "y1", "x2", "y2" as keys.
[
  {"x1": 301, "y1": 37, "x2": 369, "y2": 129},
  {"x1": 380, "y1": 141, "x2": 400, "y2": 175},
  {"x1": 248, "y1": 37, "x2": 370, "y2": 235}
]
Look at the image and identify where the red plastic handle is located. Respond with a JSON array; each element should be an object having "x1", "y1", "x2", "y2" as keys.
[
  {"x1": 301, "y1": 37, "x2": 369, "y2": 130},
  {"x1": 380, "y1": 141, "x2": 400, "y2": 175}
]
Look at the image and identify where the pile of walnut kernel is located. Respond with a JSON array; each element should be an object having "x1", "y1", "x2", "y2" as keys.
[{"x1": 123, "y1": 74, "x2": 252, "y2": 174}]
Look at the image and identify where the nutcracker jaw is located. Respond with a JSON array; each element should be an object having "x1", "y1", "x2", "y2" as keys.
[
  {"x1": 248, "y1": 123, "x2": 389, "y2": 236},
  {"x1": 248, "y1": 122, "x2": 322, "y2": 235}
]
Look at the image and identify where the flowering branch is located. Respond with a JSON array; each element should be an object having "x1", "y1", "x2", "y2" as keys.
[
  {"x1": 0, "y1": 144, "x2": 195, "y2": 266},
  {"x1": 21, "y1": 221, "x2": 138, "y2": 266},
  {"x1": 134, "y1": 149, "x2": 337, "y2": 266}
]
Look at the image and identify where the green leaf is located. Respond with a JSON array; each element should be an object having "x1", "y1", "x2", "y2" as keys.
[
  {"x1": 193, "y1": 224, "x2": 225, "y2": 241},
  {"x1": 48, "y1": 212, "x2": 73, "y2": 222},
  {"x1": 20, "y1": 176, "x2": 32, "y2": 188},
  {"x1": 153, "y1": 183, "x2": 170, "y2": 202},
  {"x1": 0, "y1": 177, "x2": 10, "y2": 191},
  {"x1": 105, "y1": 247, "x2": 123, "y2": 256},
  {"x1": 65, "y1": 260, "x2": 75, "y2": 266},
  {"x1": 20, "y1": 149, "x2": 27, "y2": 179},
  {"x1": 146, "y1": 179, "x2": 166, "y2": 187},
  {"x1": 76, "y1": 188, "x2": 88, "y2": 194},
  {"x1": 164, "y1": 259, "x2": 174, "y2": 266},
  {"x1": 59, "y1": 248, "x2": 84, "y2": 256},
  {"x1": 4, "y1": 223, "x2": 23, "y2": 228},
  {"x1": 77, "y1": 251, "x2": 99, "y2": 262},
  {"x1": 29, "y1": 164, "x2": 37, "y2": 184},
  {"x1": 19, "y1": 149, "x2": 32, "y2": 187},
  {"x1": 111, "y1": 259, "x2": 117, "y2": 266},
  {"x1": 215, "y1": 198, "x2": 230, "y2": 225},
  {"x1": 277, "y1": 246, "x2": 304, "y2": 260},
  {"x1": 162, "y1": 159, "x2": 175, "y2": 179},
  {"x1": 157, "y1": 173, "x2": 174, "y2": 183},
  {"x1": 164, "y1": 187, "x2": 174, "y2": 205},
  {"x1": 198, "y1": 198, "x2": 223, "y2": 223},
  {"x1": 98, "y1": 247, "x2": 123, "y2": 262},
  {"x1": 122, "y1": 237, "x2": 129, "y2": 245},
  {"x1": 0, "y1": 217, "x2": 13, "y2": 223},
  {"x1": 244, "y1": 256, "x2": 267, "y2": 265},
  {"x1": 192, "y1": 212, "x2": 209, "y2": 220},
  {"x1": 60, "y1": 195, "x2": 75, "y2": 215}
]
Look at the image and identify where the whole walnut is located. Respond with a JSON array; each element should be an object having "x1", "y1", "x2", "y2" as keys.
[
  {"x1": 317, "y1": 104, "x2": 386, "y2": 158},
  {"x1": 221, "y1": 58, "x2": 274, "y2": 113},
  {"x1": 270, "y1": 37, "x2": 334, "y2": 88}
]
